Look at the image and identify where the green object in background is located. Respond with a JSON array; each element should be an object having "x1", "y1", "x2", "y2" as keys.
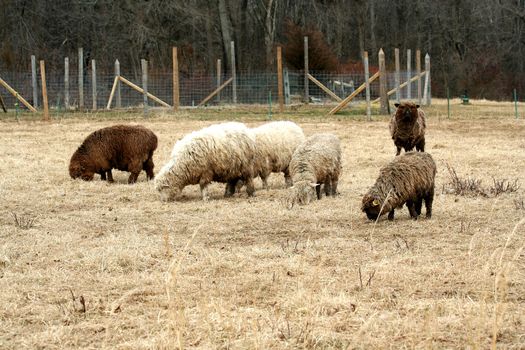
[
  {"x1": 268, "y1": 90, "x2": 272, "y2": 120},
  {"x1": 514, "y1": 89, "x2": 519, "y2": 119},
  {"x1": 461, "y1": 91, "x2": 470, "y2": 105}
]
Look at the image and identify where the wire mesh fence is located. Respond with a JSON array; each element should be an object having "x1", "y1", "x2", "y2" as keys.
[{"x1": 0, "y1": 67, "x2": 428, "y2": 111}]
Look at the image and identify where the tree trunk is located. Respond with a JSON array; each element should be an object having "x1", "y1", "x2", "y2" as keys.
[{"x1": 218, "y1": 0, "x2": 234, "y2": 71}]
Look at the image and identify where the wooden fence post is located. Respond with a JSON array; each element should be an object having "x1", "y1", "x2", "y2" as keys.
[
  {"x1": 395, "y1": 48, "x2": 400, "y2": 103},
  {"x1": 141, "y1": 59, "x2": 148, "y2": 115},
  {"x1": 172, "y1": 47, "x2": 180, "y2": 110},
  {"x1": 425, "y1": 53, "x2": 431, "y2": 105},
  {"x1": 378, "y1": 48, "x2": 388, "y2": 114},
  {"x1": 277, "y1": 46, "x2": 284, "y2": 112},
  {"x1": 304, "y1": 36, "x2": 309, "y2": 103},
  {"x1": 416, "y1": 50, "x2": 422, "y2": 105},
  {"x1": 40, "y1": 60, "x2": 49, "y2": 121},
  {"x1": 91, "y1": 59, "x2": 97, "y2": 110},
  {"x1": 231, "y1": 41, "x2": 237, "y2": 104},
  {"x1": 407, "y1": 49, "x2": 412, "y2": 100},
  {"x1": 64, "y1": 57, "x2": 69, "y2": 110},
  {"x1": 364, "y1": 51, "x2": 371, "y2": 121},
  {"x1": 31, "y1": 55, "x2": 38, "y2": 108},
  {"x1": 216, "y1": 59, "x2": 222, "y2": 103},
  {"x1": 78, "y1": 47, "x2": 84, "y2": 109},
  {"x1": 115, "y1": 59, "x2": 121, "y2": 108}
]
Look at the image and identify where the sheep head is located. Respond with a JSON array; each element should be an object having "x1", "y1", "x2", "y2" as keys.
[
  {"x1": 394, "y1": 102, "x2": 420, "y2": 123},
  {"x1": 285, "y1": 180, "x2": 318, "y2": 208},
  {"x1": 361, "y1": 194, "x2": 387, "y2": 221},
  {"x1": 69, "y1": 153, "x2": 94, "y2": 181}
]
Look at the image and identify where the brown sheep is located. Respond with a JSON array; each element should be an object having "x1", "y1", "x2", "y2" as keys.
[
  {"x1": 361, "y1": 152, "x2": 436, "y2": 221},
  {"x1": 69, "y1": 124, "x2": 158, "y2": 184},
  {"x1": 389, "y1": 102, "x2": 426, "y2": 156}
]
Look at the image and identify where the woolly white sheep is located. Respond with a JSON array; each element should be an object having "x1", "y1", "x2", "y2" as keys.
[
  {"x1": 285, "y1": 133, "x2": 342, "y2": 206},
  {"x1": 154, "y1": 122, "x2": 256, "y2": 201},
  {"x1": 250, "y1": 121, "x2": 305, "y2": 188}
]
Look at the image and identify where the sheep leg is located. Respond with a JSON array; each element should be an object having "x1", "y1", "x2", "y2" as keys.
[
  {"x1": 261, "y1": 176, "x2": 269, "y2": 190},
  {"x1": 324, "y1": 178, "x2": 332, "y2": 196},
  {"x1": 128, "y1": 161, "x2": 142, "y2": 184},
  {"x1": 406, "y1": 200, "x2": 418, "y2": 220},
  {"x1": 100, "y1": 171, "x2": 106, "y2": 181},
  {"x1": 315, "y1": 184, "x2": 322, "y2": 200},
  {"x1": 331, "y1": 178, "x2": 339, "y2": 196},
  {"x1": 143, "y1": 158, "x2": 155, "y2": 180},
  {"x1": 283, "y1": 169, "x2": 293, "y2": 187},
  {"x1": 200, "y1": 183, "x2": 210, "y2": 201},
  {"x1": 224, "y1": 179, "x2": 238, "y2": 198},
  {"x1": 415, "y1": 197, "x2": 423, "y2": 216},
  {"x1": 106, "y1": 170, "x2": 114, "y2": 183},
  {"x1": 416, "y1": 139, "x2": 425, "y2": 152},
  {"x1": 244, "y1": 177, "x2": 255, "y2": 197},
  {"x1": 425, "y1": 188, "x2": 434, "y2": 219},
  {"x1": 395, "y1": 146, "x2": 401, "y2": 156},
  {"x1": 388, "y1": 209, "x2": 395, "y2": 221}
]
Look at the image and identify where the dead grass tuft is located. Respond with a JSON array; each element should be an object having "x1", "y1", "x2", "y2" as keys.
[{"x1": 11, "y1": 211, "x2": 37, "y2": 229}]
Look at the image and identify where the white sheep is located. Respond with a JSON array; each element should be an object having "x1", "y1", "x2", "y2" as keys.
[
  {"x1": 154, "y1": 122, "x2": 256, "y2": 201},
  {"x1": 285, "y1": 133, "x2": 342, "y2": 207},
  {"x1": 252, "y1": 121, "x2": 306, "y2": 188}
]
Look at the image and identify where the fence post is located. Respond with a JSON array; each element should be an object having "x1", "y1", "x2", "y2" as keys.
[
  {"x1": 78, "y1": 47, "x2": 84, "y2": 110},
  {"x1": 216, "y1": 59, "x2": 222, "y2": 103},
  {"x1": 64, "y1": 57, "x2": 69, "y2": 110},
  {"x1": 407, "y1": 49, "x2": 412, "y2": 100},
  {"x1": 141, "y1": 59, "x2": 148, "y2": 116},
  {"x1": 31, "y1": 55, "x2": 38, "y2": 108},
  {"x1": 231, "y1": 41, "x2": 237, "y2": 104},
  {"x1": 424, "y1": 53, "x2": 431, "y2": 106},
  {"x1": 364, "y1": 51, "x2": 371, "y2": 121},
  {"x1": 115, "y1": 59, "x2": 121, "y2": 108},
  {"x1": 172, "y1": 47, "x2": 179, "y2": 110},
  {"x1": 277, "y1": 46, "x2": 284, "y2": 113},
  {"x1": 514, "y1": 89, "x2": 518, "y2": 119},
  {"x1": 395, "y1": 48, "x2": 400, "y2": 103},
  {"x1": 40, "y1": 60, "x2": 49, "y2": 121},
  {"x1": 304, "y1": 36, "x2": 309, "y2": 103},
  {"x1": 91, "y1": 59, "x2": 97, "y2": 110},
  {"x1": 416, "y1": 50, "x2": 422, "y2": 105},
  {"x1": 378, "y1": 48, "x2": 388, "y2": 114},
  {"x1": 284, "y1": 67, "x2": 290, "y2": 105}
]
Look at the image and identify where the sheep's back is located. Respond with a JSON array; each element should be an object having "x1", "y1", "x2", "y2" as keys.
[{"x1": 290, "y1": 133, "x2": 341, "y2": 182}]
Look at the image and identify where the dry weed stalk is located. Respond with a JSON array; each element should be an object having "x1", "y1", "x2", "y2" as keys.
[
  {"x1": 11, "y1": 211, "x2": 37, "y2": 229},
  {"x1": 165, "y1": 225, "x2": 200, "y2": 349}
]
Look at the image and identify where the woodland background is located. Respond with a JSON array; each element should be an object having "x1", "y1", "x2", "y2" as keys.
[{"x1": 1, "y1": 0, "x2": 524, "y2": 99}]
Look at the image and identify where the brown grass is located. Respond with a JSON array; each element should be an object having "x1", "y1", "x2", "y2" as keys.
[{"x1": 1, "y1": 100, "x2": 525, "y2": 349}]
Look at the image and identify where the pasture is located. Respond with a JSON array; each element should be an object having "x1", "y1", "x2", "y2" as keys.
[{"x1": 1, "y1": 101, "x2": 524, "y2": 349}]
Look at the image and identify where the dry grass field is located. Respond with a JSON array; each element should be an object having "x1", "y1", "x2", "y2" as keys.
[{"x1": 1, "y1": 100, "x2": 524, "y2": 349}]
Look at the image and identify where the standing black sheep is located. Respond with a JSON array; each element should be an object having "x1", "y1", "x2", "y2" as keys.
[
  {"x1": 362, "y1": 152, "x2": 436, "y2": 221},
  {"x1": 69, "y1": 125, "x2": 158, "y2": 184},
  {"x1": 389, "y1": 102, "x2": 426, "y2": 156}
]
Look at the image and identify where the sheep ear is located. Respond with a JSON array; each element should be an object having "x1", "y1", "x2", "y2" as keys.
[
  {"x1": 394, "y1": 103, "x2": 400, "y2": 108},
  {"x1": 309, "y1": 182, "x2": 319, "y2": 188},
  {"x1": 372, "y1": 199, "x2": 380, "y2": 206},
  {"x1": 415, "y1": 104, "x2": 420, "y2": 108}
]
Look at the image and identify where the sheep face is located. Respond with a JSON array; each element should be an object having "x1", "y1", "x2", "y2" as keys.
[
  {"x1": 157, "y1": 186, "x2": 181, "y2": 202},
  {"x1": 394, "y1": 102, "x2": 420, "y2": 123},
  {"x1": 69, "y1": 159, "x2": 94, "y2": 181},
  {"x1": 290, "y1": 181, "x2": 317, "y2": 206},
  {"x1": 361, "y1": 195, "x2": 385, "y2": 221}
]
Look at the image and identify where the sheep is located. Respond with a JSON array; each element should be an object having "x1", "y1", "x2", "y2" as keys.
[
  {"x1": 361, "y1": 151, "x2": 436, "y2": 221},
  {"x1": 285, "y1": 133, "x2": 342, "y2": 207},
  {"x1": 389, "y1": 101, "x2": 426, "y2": 155},
  {"x1": 154, "y1": 122, "x2": 257, "y2": 201},
  {"x1": 69, "y1": 124, "x2": 158, "y2": 184},
  {"x1": 232, "y1": 121, "x2": 305, "y2": 192}
]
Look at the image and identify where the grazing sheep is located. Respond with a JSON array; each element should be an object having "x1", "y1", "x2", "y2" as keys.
[
  {"x1": 389, "y1": 102, "x2": 426, "y2": 155},
  {"x1": 286, "y1": 133, "x2": 342, "y2": 207},
  {"x1": 154, "y1": 122, "x2": 256, "y2": 201},
  {"x1": 361, "y1": 151, "x2": 436, "y2": 221},
  {"x1": 69, "y1": 124, "x2": 158, "y2": 184}
]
